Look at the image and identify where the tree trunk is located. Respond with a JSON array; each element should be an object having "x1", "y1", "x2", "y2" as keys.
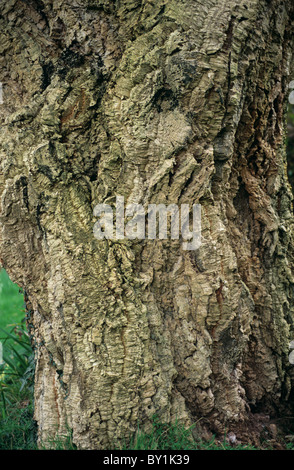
[{"x1": 0, "y1": 0, "x2": 294, "y2": 449}]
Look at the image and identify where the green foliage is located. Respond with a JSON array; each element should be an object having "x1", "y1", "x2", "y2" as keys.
[
  {"x1": 115, "y1": 415, "x2": 258, "y2": 451},
  {"x1": 120, "y1": 416, "x2": 197, "y2": 450},
  {"x1": 0, "y1": 268, "x2": 37, "y2": 449},
  {"x1": 0, "y1": 324, "x2": 35, "y2": 398},
  {"x1": 0, "y1": 269, "x2": 24, "y2": 330},
  {"x1": 286, "y1": 441, "x2": 294, "y2": 450},
  {"x1": 0, "y1": 323, "x2": 36, "y2": 449},
  {"x1": 0, "y1": 399, "x2": 37, "y2": 450}
]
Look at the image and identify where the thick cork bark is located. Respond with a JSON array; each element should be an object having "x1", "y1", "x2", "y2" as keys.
[{"x1": 0, "y1": 0, "x2": 293, "y2": 449}]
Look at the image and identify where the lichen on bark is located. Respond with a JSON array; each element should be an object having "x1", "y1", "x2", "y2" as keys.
[{"x1": 0, "y1": 0, "x2": 294, "y2": 449}]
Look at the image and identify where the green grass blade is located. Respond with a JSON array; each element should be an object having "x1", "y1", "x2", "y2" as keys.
[
  {"x1": 0, "y1": 328, "x2": 31, "y2": 352},
  {"x1": 7, "y1": 345, "x2": 27, "y2": 369},
  {"x1": 0, "y1": 385, "x2": 7, "y2": 419}
]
